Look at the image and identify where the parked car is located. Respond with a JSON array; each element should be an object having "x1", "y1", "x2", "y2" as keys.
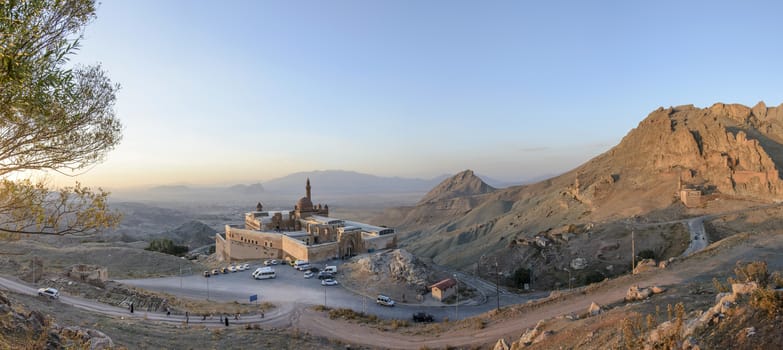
[
  {"x1": 303, "y1": 271, "x2": 314, "y2": 279},
  {"x1": 412, "y1": 312, "x2": 434, "y2": 323},
  {"x1": 240, "y1": 263, "x2": 250, "y2": 270},
  {"x1": 317, "y1": 271, "x2": 333, "y2": 280},
  {"x1": 321, "y1": 279, "x2": 339, "y2": 286},
  {"x1": 211, "y1": 269, "x2": 220, "y2": 275},
  {"x1": 220, "y1": 267, "x2": 229, "y2": 274},
  {"x1": 323, "y1": 265, "x2": 337, "y2": 274},
  {"x1": 376, "y1": 295, "x2": 395, "y2": 307},
  {"x1": 202, "y1": 271, "x2": 211, "y2": 277},
  {"x1": 228, "y1": 265, "x2": 237, "y2": 272},
  {"x1": 37, "y1": 287, "x2": 59, "y2": 299}
]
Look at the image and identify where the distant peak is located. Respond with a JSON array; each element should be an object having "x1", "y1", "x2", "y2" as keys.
[{"x1": 418, "y1": 169, "x2": 495, "y2": 204}]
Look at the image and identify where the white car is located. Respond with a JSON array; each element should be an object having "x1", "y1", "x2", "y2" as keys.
[
  {"x1": 228, "y1": 265, "x2": 237, "y2": 272},
  {"x1": 376, "y1": 295, "x2": 395, "y2": 307},
  {"x1": 240, "y1": 263, "x2": 250, "y2": 271},
  {"x1": 303, "y1": 271, "x2": 314, "y2": 279},
  {"x1": 264, "y1": 259, "x2": 279, "y2": 266},
  {"x1": 321, "y1": 278, "x2": 338, "y2": 286},
  {"x1": 37, "y1": 287, "x2": 59, "y2": 299}
]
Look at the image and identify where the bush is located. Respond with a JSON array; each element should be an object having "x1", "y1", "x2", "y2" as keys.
[
  {"x1": 637, "y1": 249, "x2": 656, "y2": 260},
  {"x1": 749, "y1": 288, "x2": 783, "y2": 318},
  {"x1": 512, "y1": 268, "x2": 531, "y2": 288},
  {"x1": 583, "y1": 270, "x2": 605, "y2": 285},
  {"x1": 145, "y1": 238, "x2": 189, "y2": 256},
  {"x1": 734, "y1": 261, "x2": 770, "y2": 287}
]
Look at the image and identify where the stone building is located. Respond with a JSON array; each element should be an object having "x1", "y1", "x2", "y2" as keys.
[
  {"x1": 679, "y1": 189, "x2": 702, "y2": 207},
  {"x1": 429, "y1": 278, "x2": 457, "y2": 302},
  {"x1": 216, "y1": 179, "x2": 397, "y2": 262}
]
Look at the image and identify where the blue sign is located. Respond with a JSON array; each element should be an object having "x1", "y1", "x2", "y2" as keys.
[{"x1": 249, "y1": 294, "x2": 258, "y2": 302}]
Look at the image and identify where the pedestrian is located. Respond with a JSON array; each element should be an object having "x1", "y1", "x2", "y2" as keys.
[
  {"x1": 166, "y1": 307, "x2": 171, "y2": 317},
  {"x1": 225, "y1": 316, "x2": 229, "y2": 327},
  {"x1": 220, "y1": 315, "x2": 223, "y2": 323},
  {"x1": 234, "y1": 313, "x2": 238, "y2": 320},
  {"x1": 261, "y1": 311, "x2": 264, "y2": 318},
  {"x1": 185, "y1": 311, "x2": 189, "y2": 324},
  {"x1": 130, "y1": 302, "x2": 134, "y2": 314}
]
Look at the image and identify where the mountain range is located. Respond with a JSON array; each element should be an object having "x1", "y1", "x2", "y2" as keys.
[{"x1": 375, "y1": 101, "x2": 783, "y2": 276}]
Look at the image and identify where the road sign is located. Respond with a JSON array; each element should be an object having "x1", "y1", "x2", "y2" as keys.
[{"x1": 249, "y1": 294, "x2": 258, "y2": 302}]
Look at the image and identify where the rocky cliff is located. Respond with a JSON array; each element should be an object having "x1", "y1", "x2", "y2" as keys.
[{"x1": 378, "y1": 102, "x2": 783, "y2": 275}]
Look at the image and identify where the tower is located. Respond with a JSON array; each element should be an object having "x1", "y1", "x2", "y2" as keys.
[{"x1": 306, "y1": 178, "x2": 311, "y2": 200}]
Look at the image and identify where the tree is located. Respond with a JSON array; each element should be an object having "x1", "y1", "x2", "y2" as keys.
[{"x1": 0, "y1": 0, "x2": 122, "y2": 236}]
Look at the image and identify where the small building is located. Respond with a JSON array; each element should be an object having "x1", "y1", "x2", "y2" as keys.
[
  {"x1": 66, "y1": 264, "x2": 108, "y2": 283},
  {"x1": 429, "y1": 278, "x2": 457, "y2": 302},
  {"x1": 679, "y1": 189, "x2": 701, "y2": 207}
]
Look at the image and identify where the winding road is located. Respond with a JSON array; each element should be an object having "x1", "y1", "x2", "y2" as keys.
[{"x1": 2, "y1": 206, "x2": 773, "y2": 349}]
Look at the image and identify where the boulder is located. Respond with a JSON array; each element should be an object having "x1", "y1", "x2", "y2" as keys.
[
  {"x1": 493, "y1": 338, "x2": 510, "y2": 350},
  {"x1": 650, "y1": 286, "x2": 667, "y2": 294},
  {"x1": 633, "y1": 259, "x2": 657, "y2": 274},
  {"x1": 570, "y1": 258, "x2": 588, "y2": 270},
  {"x1": 625, "y1": 285, "x2": 653, "y2": 302},
  {"x1": 588, "y1": 302, "x2": 601, "y2": 316}
]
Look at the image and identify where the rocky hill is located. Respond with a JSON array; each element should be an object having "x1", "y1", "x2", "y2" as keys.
[
  {"x1": 418, "y1": 169, "x2": 495, "y2": 204},
  {"x1": 376, "y1": 102, "x2": 783, "y2": 283}
]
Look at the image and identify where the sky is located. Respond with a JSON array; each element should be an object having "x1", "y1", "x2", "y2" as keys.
[{"x1": 53, "y1": 0, "x2": 783, "y2": 189}]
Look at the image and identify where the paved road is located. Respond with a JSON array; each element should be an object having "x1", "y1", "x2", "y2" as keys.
[
  {"x1": 119, "y1": 261, "x2": 535, "y2": 322},
  {"x1": 682, "y1": 216, "x2": 709, "y2": 256}
]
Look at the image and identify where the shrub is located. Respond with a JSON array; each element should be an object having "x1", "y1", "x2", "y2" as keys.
[
  {"x1": 733, "y1": 261, "x2": 770, "y2": 287},
  {"x1": 712, "y1": 277, "x2": 730, "y2": 293},
  {"x1": 583, "y1": 270, "x2": 605, "y2": 285},
  {"x1": 749, "y1": 288, "x2": 783, "y2": 318},
  {"x1": 145, "y1": 238, "x2": 189, "y2": 256},
  {"x1": 512, "y1": 268, "x2": 530, "y2": 288},
  {"x1": 637, "y1": 249, "x2": 656, "y2": 260}
]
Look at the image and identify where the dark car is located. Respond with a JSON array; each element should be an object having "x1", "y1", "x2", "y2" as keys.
[
  {"x1": 412, "y1": 312, "x2": 434, "y2": 323},
  {"x1": 317, "y1": 271, "x2": 333, "y2": 280}
]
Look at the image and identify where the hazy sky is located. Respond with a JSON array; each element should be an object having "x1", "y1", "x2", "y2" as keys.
[{"x1": 56, "y1": 0, "x2": 783, "y2": 188}]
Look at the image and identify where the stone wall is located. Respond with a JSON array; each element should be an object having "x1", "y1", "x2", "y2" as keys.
[{"x1": 362, "y1": 234, "x2": 397, "y2": 252}]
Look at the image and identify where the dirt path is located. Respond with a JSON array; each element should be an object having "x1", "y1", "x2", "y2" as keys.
[{"x1": 294, "y1": 231, "x2": 783, "y2": 349}]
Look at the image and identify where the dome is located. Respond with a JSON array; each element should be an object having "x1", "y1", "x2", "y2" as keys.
[{"x1": 296, "y1": 196, "x2": 313, "y2": 211}]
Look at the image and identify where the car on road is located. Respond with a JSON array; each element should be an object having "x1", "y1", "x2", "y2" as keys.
[
  {"x1": 321, "y1": 278, "x2": 338, "y2": 286},
  {"x1": 376, "y1": 295, "x2": 395, "y2": 307},
  {"x1": 303, "y1": 271, "x2": 314, "y2": 279},
  {"x1": 202, "y1": 271, "x2": 211, "y2": 277},
  {"x1": 412, "y1": 312, "x2": 434, "y2": 323},
  {"x1": 211, "y1": 269, "x2": 220, "y2": 275},
  {"x1": 37, "y1": 287, "x2": 59, "y2": 299},
  {"x1": 324, "y1": 265, "x2": 337, "y2": 274}
]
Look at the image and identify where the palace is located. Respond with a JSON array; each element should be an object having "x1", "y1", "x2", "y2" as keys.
[{"x1": 215, "y1": 179, "x2": 397, "y2": 262}]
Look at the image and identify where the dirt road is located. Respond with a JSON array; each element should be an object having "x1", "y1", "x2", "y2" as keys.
[{"x1": 293, "y1": 230, "x2": 783, "y2": 349}]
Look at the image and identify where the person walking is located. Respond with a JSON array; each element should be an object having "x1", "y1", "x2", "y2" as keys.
[
  {"x1": 185, "y1": 311, "x2": 189, "y2": 324},
  {"x1": 224, "y1": 315, "x2": 229, "y2": 327},
  {"x1": 166, "y1": 307, "x2": 171, "y2": 317},
  {"x1": 130, "y1": 302, "x2": 134, "y2": 314}
]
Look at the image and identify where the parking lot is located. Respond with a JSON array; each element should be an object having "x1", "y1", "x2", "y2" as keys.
[{"x1": 119, "y1": 260, "x2": 434, "y2": 320}]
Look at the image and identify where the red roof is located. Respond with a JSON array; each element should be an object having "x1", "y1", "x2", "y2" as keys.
[{"x1": 429, "y1": 278, "x2": 457, "y2": 290}]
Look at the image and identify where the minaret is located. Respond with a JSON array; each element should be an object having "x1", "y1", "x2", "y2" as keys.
[{"x1": 306, "y1": 178, "x2": 311, "y2": 200}]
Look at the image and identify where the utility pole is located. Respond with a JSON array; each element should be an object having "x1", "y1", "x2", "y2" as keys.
[
  {"x1": 453, "y1": 274, "x2": 459, "y2": 320},
  {"x1": 631, "y1": 230, "x2": 636, "y2": 275},
  {"x1": 495, "y1": 262, "x2": 500, "y2": 312}
]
